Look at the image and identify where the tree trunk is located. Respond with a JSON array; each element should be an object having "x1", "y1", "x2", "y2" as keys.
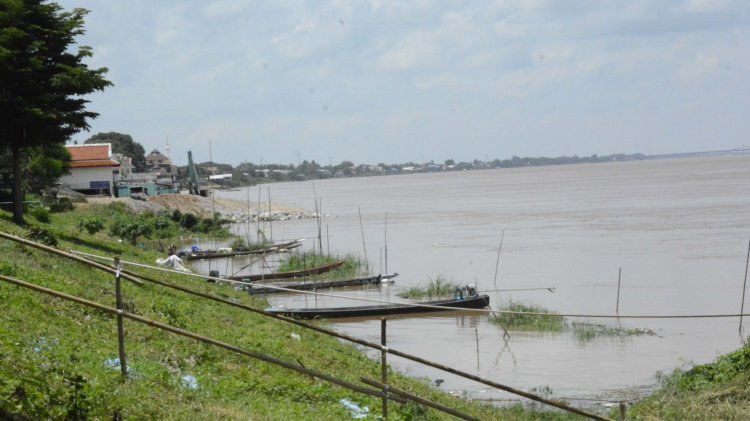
[{"x1": 11, "y1": 143, "x2": 24, "y2": 225}]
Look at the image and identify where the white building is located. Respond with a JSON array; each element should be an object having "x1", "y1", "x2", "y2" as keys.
[{"x1": 59, "y1": 143, "x2": 119, "y2": 196}]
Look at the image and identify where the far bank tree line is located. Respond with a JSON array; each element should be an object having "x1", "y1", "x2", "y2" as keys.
[
  {"x1": 73, "y1": 132, "x2": 647, "y2": 188},
  {"x1": 1, "y1": 128, "x2": 648, "y2": 202}
]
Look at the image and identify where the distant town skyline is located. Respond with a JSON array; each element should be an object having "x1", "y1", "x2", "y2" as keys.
[{"x1": 59, "y1": 1, "x2": 750, "y2": 167}]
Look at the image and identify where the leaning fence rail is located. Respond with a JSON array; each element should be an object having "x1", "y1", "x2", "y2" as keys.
[
  {"x1": 90, "y1": 257, "x2": 612, "y2": 420},
  {"x1": 1, "y1": 275, "x2": 490, "y2": 417},
  {"x1": 0, "y1": 230, "x2": 614, "y2": 420}
]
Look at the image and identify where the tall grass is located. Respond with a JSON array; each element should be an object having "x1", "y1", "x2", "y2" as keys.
[
  {"x1": 491, "y1": 301, "x2": 566, "y2": 332},
  {"x1": 398, "y1": 275, "x2": 460, "y2": 299},
  {"x1": 275, "y1": 252, "x2": 361, "y2": 279},
  {"x1": 629, "y1": 341, "x2": 750, "y2": 419},
  {"x1": 571, "y1": 322, "x2": 656, "y2": 342}
]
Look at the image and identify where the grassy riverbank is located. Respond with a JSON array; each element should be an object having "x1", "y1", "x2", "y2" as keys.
[
  {"x1": 627, "y1": 341, "x2": 750, "y2": 420},
  {"x1": 4, "y1": 202, "x2": 749, "y2": 420},
  {"x1": 0, "y1": 204, "x2": 588, "y2": 420}
]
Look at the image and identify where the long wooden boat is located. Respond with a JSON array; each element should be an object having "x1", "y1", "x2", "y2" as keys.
[
  {"x1": 248, "y1": 274, "x2": 384, "y2": 295},
  {"x1": 184, "y1": 239, "x2": 304, "y2": 261},
  {"x1": 228, "y1": 260, "x2": 346, "y2": 282},
  {"x1": 266, "y1": 294, "x2": 490, "y2": 319}
]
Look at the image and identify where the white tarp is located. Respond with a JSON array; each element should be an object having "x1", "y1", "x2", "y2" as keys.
[{"x1": 155, "y1": 255, "x2": 190, "y2": 272}]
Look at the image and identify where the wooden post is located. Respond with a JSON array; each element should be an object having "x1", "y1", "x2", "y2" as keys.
[
  {"x1": 475, "y1": 327, "x2": 480, "y2": 369},
  {"x1": 381, "y1": 318, "x2": 388, "y2": 420},
  {"x1": 618, "y1": 401, "x2": 626, "y2": 421},
  {"x1": 114, "y1": 257, "x2": 128, "y2": 377},
  {"x1": 384, "y1": 213, "x2": 388, "y2": 275},
  {"x1": 739, "y1": 238, "x2": 750, "y2": 338},
  {"x1": 359, "y1": 207, "x2": 369, "y2": 274},
  {"x1": 616, "y1": 267, "x2": 622, "y2": 316}
]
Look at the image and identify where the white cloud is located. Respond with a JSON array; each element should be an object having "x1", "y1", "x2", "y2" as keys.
[
  {"x1": 57, "y1": 0, "x2": 750, "y2": 164},
  {"x1": 681, "y1": 0, "x2": 733, "y2": 14}
]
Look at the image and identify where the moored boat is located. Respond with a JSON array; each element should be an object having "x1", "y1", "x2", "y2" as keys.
[
  {"x1": 183, "y1": 238, "x2": 304, "y2": 260},
  {"x1": 228, "y1": 260, "x2": 345, "y2": 282},
  {"x1": 247, "y1": 274, "x2": 385, "y2": 295},
  {"x1": 267, "y1": 287, "x2": 489, "y2": 319}
]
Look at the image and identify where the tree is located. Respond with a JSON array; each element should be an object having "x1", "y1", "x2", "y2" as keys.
[
  {"x1": 23, "y1": 143, "x2": 71, "y2": 194},
  {"x1": 85, "y1": 132, "x2": 146, "y2": 172},
  {"x1": 0, "y1": 143, "x2": 71, "y2": 195},
  {"x1": 0, "y1": 1, "x2": 111, "y2": 224}
]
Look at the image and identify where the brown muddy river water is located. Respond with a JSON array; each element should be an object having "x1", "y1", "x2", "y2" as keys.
[{"x1": 206, "y1": 155, "x2": 750, "y2": 406}]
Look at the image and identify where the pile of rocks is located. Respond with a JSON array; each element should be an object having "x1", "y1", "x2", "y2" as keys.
[{"x1": 224, "y1": 210, "x2": 321, "y2": 223}]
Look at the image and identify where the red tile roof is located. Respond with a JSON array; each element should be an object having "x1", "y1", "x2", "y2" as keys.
[{"x1": 66, "y1": 144, "x2": 118, "y2": 168}]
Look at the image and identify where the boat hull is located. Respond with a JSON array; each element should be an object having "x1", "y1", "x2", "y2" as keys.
[
  {"x1": 248, "y1": 274, "x2": 383, "y2": 295},
  {"x1": 268, "y1": 294, "x2": 490, "y2": 320}
]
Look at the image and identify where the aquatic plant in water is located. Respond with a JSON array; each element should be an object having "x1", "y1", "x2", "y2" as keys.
[
  {"x1": 398, "y1": 275, "x2": 460, "y2": 299},
  {"x1": 491, "y1": 301, "x2": 566, "y2": 332}
]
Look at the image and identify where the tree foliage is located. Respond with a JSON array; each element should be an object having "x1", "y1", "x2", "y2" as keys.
[
  {"x1": 0, "y1": 0, "x2": 111, "y2": 224},
  {"x1": 0, "y1": 143, "x2": 71, "y2": 195},
  {"x1": 84, "y1": 132, "x2": 146, "y2": 172}
]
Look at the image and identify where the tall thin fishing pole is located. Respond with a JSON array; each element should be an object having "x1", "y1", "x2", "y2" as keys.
[
  {"x1": 358, "y1": 207, "x2": 369, "y2": 274},
  {"x1": 739, "y1": 237, "x2": 750, "y2": 338},
  {"x1": 493, "y1": 231, "x2": 504, "y2": 290},
  {"x1": 257, "y1": 184, "x2": 262, "y2": 243},
  {"x1": 616, "y1": 267, "x2": 622, "y2": 317},
  {"x1": 384, "y1": 213, "x2": 388, "y2": 275},
  {"x1": 246, "y1": 184, "x2": 251, "y2": 245},
  {"x1": 317, "y1": 198, "x2": 323, "y2": 255},
  {"x1": 267, "y1": 186, "x2": 273, "y2": 242},
  {"x1": 312, "y1": 184, "x2": 320, "y2": 254}
]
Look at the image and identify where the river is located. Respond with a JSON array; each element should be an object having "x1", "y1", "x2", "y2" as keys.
[{"x1": 212, "y1": 155, "x2": 750, "y2": 406}]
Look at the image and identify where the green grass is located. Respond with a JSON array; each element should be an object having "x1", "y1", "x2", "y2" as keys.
[
  {"x1": 4, "y1": 205, "x2": 588, "y2": 420},
  {"x1": 398, "y1": 275, "x2": 460, "y2": 299},
  {"x1": 276, "y1": 251, "x2": 362, "y2": 279},
  {"x1": 491, "y1": 301, "x2": 566, "y2": 332},
  {"x1": 571, "y1": 322, "x2": 657, "y2": 343},
  {"x1": 628, "y1": 341, "x2": 750, "y2": 420}
]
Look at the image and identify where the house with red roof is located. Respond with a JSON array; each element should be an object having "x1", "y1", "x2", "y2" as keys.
[{"x1": 59, "y1": 143, "x2": 119, "y2": 196}]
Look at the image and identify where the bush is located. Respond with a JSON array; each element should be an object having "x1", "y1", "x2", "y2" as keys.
[
  {"x1": 109, "y1": 217, "x2": 152, "y2": 244},
  {"x1": 26, "y1": 226, "x2": 58, "y2": 247},
  {"x1": 152, "y1": 213, "x2": 173, "y2": 231},
  {"x1": 179, "y1": 213, "x2": 198, "y2": 230},
  {"x1": 77, "y1": 216, "x2": 104, "y2": 235},
  {"x1": 29, "y1": 206, "x2": 50, "y2": 223},
  {"x1": 49, "y1": 198, "x2": 74, "y2": 213}
]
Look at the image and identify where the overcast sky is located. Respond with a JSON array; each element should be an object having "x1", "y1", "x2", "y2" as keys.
[{"x1": 58, "y1": 1, "x2": 749, "y2": 167}]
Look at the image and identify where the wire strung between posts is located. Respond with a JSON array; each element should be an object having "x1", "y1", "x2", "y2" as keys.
[
  {"x1": 0, "y1": 238, "x2": 616, "y2": 420},
  {"x1": 0, "y1": 274, "x2": 406, "y2": 404},
  {"x1": 69, "y1": 249, "x2": 750, "y2": 320},
  {"x1": 481, "y1": 287, "x2": 555, "y2": 293}
]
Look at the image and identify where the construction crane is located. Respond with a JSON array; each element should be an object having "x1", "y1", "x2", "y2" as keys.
[{"x1": 187, "y1": 148, "x2": 207, "y2": 196}]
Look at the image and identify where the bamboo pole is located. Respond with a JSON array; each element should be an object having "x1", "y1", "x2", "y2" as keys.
[
  {"x1": 381, "y1": 318, "x2": 388, "y2": 420},
  {"x1": 493, "y1": 231, "x2": 504, "y2": 290},
  {"x1": 384, "y1": 213, "x2": 388, "y2": 275},
  {"x1": 267, "y1": 186, "x2": 273, "y2": 242},
  {"x1": 114, "y1": 257, "x2": 128, "y2": 377},
  {"x1": 358, "y1": 207, "x2": 369, "y2": 274},
  {"x1": 616, "y1": 267, "x2": 622, "y2": 316},
  {"x1": 67, "y1": 253, "x2": 613, "y2": 420},
  {"x1": 0, "y1": 274, "x2": 393, "y2": 402},
  {"x1": 361, "y1": 378, "x2": 482, "y2": 421},
  {"x1": 0, "y1": 231, "x2": 143, "y2": 286},
  {"x1": 739, "y1": 238, "x2": 750, "y2": 337}
]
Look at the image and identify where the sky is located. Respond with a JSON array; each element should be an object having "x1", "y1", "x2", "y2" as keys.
[{"x1": 58, "y1": 0, "x2": 750, "y2": 167}]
